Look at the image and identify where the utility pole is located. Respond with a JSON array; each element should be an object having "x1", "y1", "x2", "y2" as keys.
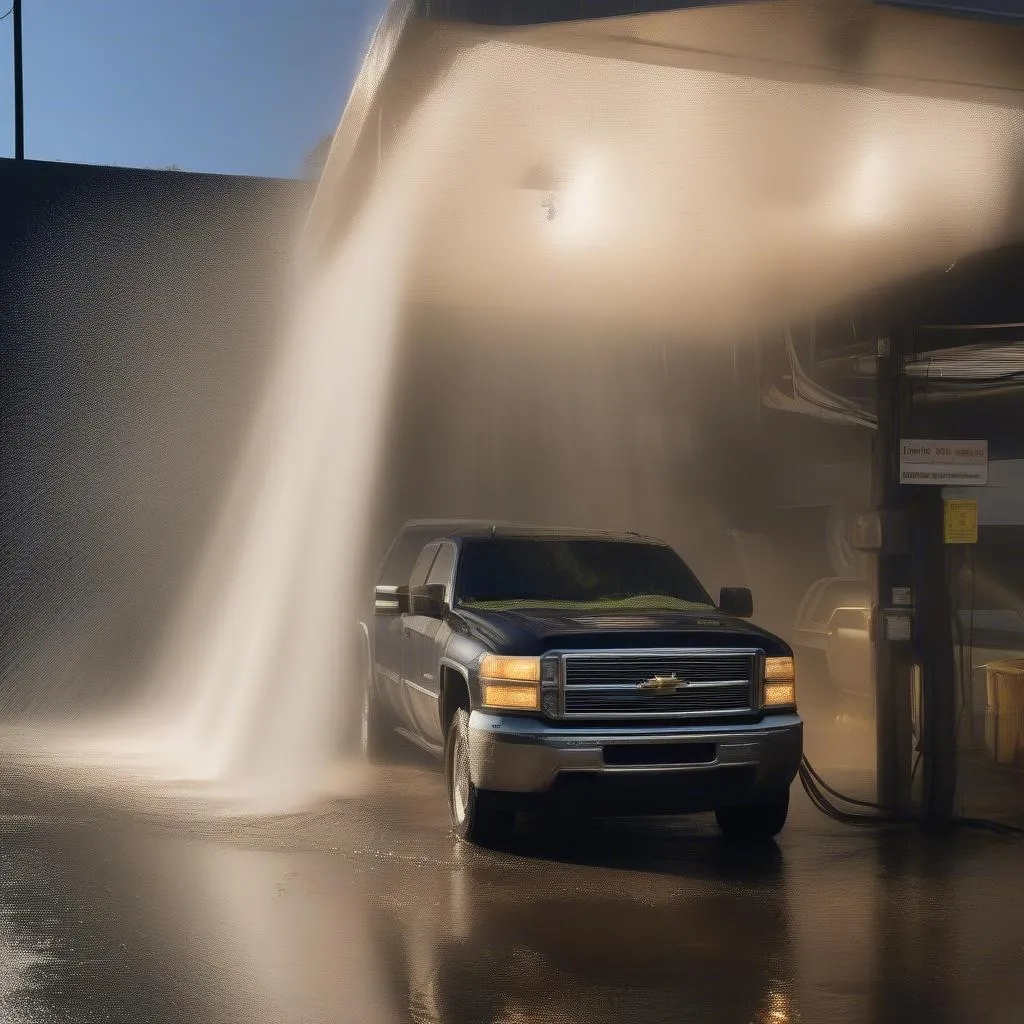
[
  {"x1": 872, "y1": 329, "x2": 914, "y2": 815},
  {"x1": 13, "y1": 0, "x2": 24, "y2": 159}
]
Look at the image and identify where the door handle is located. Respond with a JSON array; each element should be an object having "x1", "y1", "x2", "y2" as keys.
[{"x1": 402, "y1": 628, "x2": 410, "y2": 638}]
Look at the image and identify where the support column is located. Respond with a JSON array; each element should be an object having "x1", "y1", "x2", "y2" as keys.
[
  {"x1": 913, "y1": 466, "x2": 959, "y2": 826},
  {"x1": 872, "y1": 332, "x2": 914, "y2": 814}
]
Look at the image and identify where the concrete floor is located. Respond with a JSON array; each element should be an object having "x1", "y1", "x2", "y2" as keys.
[{"x1": 2, "y1": 723, "x2": 1023, "y2": 1024}]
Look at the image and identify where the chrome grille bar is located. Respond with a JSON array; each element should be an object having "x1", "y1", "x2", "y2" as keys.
[{"x1": 557, "y1": 647, "x2": 760, "y2": 720}]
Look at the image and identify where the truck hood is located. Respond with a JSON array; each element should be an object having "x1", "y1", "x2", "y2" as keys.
[{"x1": 452, "y1": 606, "x2": 790, "y2": 657}]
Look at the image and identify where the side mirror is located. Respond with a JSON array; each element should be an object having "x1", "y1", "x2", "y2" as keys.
[
  {"x1": 375, "y1": 584, "x2": 410, "y2": 615},
  {"x1": 409, "y1": 583, "x2": 447, "y2": 619},
  {"x1": 719, "y1": 586, "x2": 754, "y2": 619}
]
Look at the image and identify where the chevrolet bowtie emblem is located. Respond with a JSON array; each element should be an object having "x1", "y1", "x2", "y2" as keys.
[{"x1": 636, "y1": 673, "x2": 688, "y2": 694}]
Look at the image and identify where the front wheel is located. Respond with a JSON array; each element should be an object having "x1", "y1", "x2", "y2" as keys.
[
  {"x1": 714, "y1": 788, "x2": 790, "y2": 841},
  {"x1": 445, "y1": 708, "x2": 515, "y2": 847}
]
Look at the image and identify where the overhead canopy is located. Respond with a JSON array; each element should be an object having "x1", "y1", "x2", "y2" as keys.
[
  {"x1": 302, "y1": 0, "x2": 1024, "y2": 336},
  {"x1": 416, "y1": 0, "x2": 1024, "y2": 26}
]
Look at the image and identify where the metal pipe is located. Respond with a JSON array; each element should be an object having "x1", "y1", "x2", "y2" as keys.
[{"x1": 13, "y1": 0, "x2": 23, "y2": 159}]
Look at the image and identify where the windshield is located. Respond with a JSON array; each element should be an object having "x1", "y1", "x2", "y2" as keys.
[{"x1": 455, "y1": 538, "x2": 714, "y2": 612}]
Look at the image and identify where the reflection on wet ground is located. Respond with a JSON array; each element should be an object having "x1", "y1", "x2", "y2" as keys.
[{"x1": 2, "y1": 710, "x2": 1023, "y2": 1024}]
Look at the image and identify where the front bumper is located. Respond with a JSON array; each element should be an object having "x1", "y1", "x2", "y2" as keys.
[{"x1": 468, "y1": 711, "x2": 802, "y2": 812}]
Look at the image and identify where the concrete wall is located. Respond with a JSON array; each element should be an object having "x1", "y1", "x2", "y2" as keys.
[{"x1": 0, "y1": 159, "x2": 312, "y2": 715}]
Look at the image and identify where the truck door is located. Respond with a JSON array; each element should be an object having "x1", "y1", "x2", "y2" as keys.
[
  {"x1": 405, "y1": 542, "x2": 455, "y2": 746},
  {"x1": 401, "y1": 542, "x2": 441, "y2": 735},
  {"x1": 374, "y1": 529, "x2": 435, "y2": 720}
]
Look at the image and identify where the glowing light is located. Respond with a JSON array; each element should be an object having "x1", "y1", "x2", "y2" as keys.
[
  {"x1": 764, "y1": 657, "x2": 796, "y2": 708},
  {"x1": 763, "y1": 988, "x2": 793, "y2": 1024},
  {"x1": 480, "y1": 655, "x2": 541, "y2": 682},
  {"x1": 764, "y1": 681, "x2": 797, "y2": 708},
  {"x1": 764, "y1": 656, "x2": 795, "y2": 682},
  {"x1": 482, "y1": 683, "x2": 541, "y2": 710},
  {"x1": 765, "y1": 987, "x2": 794, "y2": 1024},
  {"x1": 837, "y1": 148, "x2": 891, "y2": 227},
  {"x1": 545, "y1": 156, "x2": 606, "y2": 245}
]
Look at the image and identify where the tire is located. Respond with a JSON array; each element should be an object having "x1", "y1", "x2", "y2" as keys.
[
  {"x1": 444, "y1": 708, "x2": 515, "y2": 847},
  {"x1": 714, "y1": 788, "x2": 790, "y2": 842},
  {"x1": 359, "y1": 638, "x2": 396, "y2": 763}
]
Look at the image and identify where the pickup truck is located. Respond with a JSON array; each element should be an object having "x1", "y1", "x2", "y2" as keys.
[{"x1": 358, "y1": 521, "x2": 802, "y2": 846}]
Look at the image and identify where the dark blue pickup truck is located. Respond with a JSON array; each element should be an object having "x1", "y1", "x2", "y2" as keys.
[{"x1": 358, "y1": 521, "x2": 802, "y2": 846}]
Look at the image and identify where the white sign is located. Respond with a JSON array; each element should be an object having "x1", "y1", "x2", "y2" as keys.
[
  {"x1": 883, "y1": 609, "x2": 913, "y2": 642},
  {"x1": 899, "y1": 439, "x2": 988, "y2": 486}
]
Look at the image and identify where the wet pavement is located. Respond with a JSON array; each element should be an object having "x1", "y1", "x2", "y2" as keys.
[{"x1": 2, "y1": 717, "x2": 1023, "y2": 1024}]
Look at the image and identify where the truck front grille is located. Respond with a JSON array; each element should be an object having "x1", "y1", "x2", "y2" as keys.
[{"x1": 561, "y1": 650, "x2": 757, "y2": 720}]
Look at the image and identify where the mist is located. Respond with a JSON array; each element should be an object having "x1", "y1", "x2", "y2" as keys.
[{"x1": 2, "y1": 26, "x2": 1021, "y2": 816}]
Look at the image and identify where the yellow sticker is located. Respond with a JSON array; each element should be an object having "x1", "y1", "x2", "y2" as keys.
[{"x1": 944, "y1": 499, "x2": 978, "y2": 544}]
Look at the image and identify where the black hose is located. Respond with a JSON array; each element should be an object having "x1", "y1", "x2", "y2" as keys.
[{"x1": 798, "y1": 754, "x2": 1024, "y2": 836}]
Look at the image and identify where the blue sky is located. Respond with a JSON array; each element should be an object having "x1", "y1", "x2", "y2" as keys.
[{"x1": 0, "y1": 0, "x2": 386, "y2": 178}]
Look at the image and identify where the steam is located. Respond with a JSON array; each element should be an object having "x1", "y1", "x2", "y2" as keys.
[
  {"x1": 0, "y1": 77, "x2": 470, "y2": 816},
  {"x1": 1, "y1": 30, "x2": 1020, "y2": 818}
]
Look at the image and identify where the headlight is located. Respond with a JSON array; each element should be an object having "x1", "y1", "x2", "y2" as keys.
[
  {"x1": 479, "y1": 655, "x2": 540, "y2": 682},
  {"x1": 480, "y1": 654, "x2": 540, "y2": 710},
  {"x1": 481, "y1": 683, "x2": 540, "y2": 710},
  {"x1": 763, "y1": 656, "x2": 797, "y2": 709}
]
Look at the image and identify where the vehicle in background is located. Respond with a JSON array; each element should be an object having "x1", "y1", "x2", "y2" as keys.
[
  {"x1": 358, "y1": 521, "x2": 803, "y2": 846},
  {"x1": 791, "y1": 570, "x2": 1024, "y2": 730},
  {"x1": 791, "y1": 577, "x2": 873, "y2": 712}
]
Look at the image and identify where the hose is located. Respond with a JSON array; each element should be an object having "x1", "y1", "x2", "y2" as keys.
[{"x1": 797, "y1": 754, "x2": 1024, "y2": 837}]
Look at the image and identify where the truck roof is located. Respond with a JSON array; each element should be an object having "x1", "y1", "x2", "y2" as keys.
[{"x1": 399, "y1": 519, "x2": 666, "y2": 545}]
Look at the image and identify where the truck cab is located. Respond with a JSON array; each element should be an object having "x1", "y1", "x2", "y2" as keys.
[{"x1": 358, "y1": 520, "x2": 803, "y2": 846}]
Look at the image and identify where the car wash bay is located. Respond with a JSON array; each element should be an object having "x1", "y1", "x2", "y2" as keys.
[
  {"x1": 3, "y1": 1, "x2": 1024, "y2": 1022},
  {"x1": 337, "y1": 0, "x2": 1024, "y2": 828}
]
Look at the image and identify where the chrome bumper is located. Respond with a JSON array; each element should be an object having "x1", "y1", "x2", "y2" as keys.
[{"x1": 467, "y1": 711, "x2": 802, "y2": 795}]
